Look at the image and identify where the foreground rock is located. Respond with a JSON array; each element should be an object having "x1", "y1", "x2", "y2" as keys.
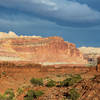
[{"x1": 0, "y1": 31, "x2": 87, "y2": 65}]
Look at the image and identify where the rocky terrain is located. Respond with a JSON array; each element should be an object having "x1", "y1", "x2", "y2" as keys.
[
  {"x1": 0, "y1": 61, "x2": 100, "y2": 100},
  {"x1": 0, "y1": 31, "x2": 86, "y2": 65},
  {"x1": 79, "y1": 47, "x2": 100, "y2": 59},
  {"x1": 79, "y1": 47, "x2": 100, "y2": 66},
  {"x1": 0, "y1": 32, "x2": 100, "y2": 100}
]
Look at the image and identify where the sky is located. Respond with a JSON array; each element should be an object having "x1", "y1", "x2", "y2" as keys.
[{"x1": 0, "y1": 0, "x2": 100, "y2": 47}]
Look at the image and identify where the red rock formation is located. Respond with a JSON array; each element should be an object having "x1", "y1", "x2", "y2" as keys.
[{"x1": 0, "y1": 32, "x2": 87, "y2": 65}]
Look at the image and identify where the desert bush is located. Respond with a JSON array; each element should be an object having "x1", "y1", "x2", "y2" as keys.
[
  {"x1": 30, "y1": 78, "x2": 43, "y2": 86},
  {"x1": 16, "y1": 88, "x2": 24, "y2": 96},
  {"x1": 56, "y1": 74, "x2": 62, "y2": 77},
  {"x1": 90, "y1": 75, "x2": 96, "y2": 81},
  {"x1": 24, "y1": 90, "x2": 44, "y2": 100},
  {"x1": 34, "y1": 90, "x2": 44, "y2": 98},
  {"x1": 67, "y1": 88, "x2": 80, "y2": 100},
  {"x1": 0, "y1": 89, "x2": 15, "y2": 100},
  {"x1": 72, "y1": 74, "x2": 82, "y2": 81},
  {"x1": 60, "y1": 78, "x2": 73, "y2": 87},
  {"x1": 46, "y1": 80, "x2": 56, "y2": 87},
  {"x1": 0, "y1": 94, "x2": 6, "y2": 100},
  {"x1": 60, "y1": 74, "x2": 82, "y2": 87},
  {"x1": 2, "y1": 72, "x2": 6, "y2": 76},
  {"x1": 4, "y1": 88, "x2": 15, "y2": 100}
]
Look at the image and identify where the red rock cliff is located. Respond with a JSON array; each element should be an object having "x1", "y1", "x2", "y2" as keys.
[{"x1": 0, "y1": 32, "x2": 86, "y2": 65}]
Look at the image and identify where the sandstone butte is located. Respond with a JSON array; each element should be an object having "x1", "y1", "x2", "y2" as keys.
[{"x1": 0, "y1": 31, "x2": 87, "y2": 65}]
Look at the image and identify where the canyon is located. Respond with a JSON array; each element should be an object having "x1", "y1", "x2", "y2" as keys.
[{"x1": 0, "y1": 32, "x2": 100, "y2": 100}]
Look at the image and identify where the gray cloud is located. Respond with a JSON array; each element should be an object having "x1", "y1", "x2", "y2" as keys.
[{"x1": 0, "y1": 0, "x2": 100, "y2": 27}]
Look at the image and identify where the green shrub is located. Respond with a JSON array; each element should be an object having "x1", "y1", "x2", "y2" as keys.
[
  {"x1": 60, "y1": 74, "x2": 82, "y2": 87},
  {"x1": 46, "y1": 80, "x2": 56, "y2": 87},
  {"x1": 24, "y1": 96, "x2": 33, "y2": 100},
  {"x1": 56, "y1": 74, "x2": 62, "y2": 77},
  {"x1": 16, "y1": 88, "x2": 23, "y2": 96},
  {"x1": 68, "y1": 88, "x2": 80, "y2": 100},
  {"x1": 30, "y1": 78, "x2": 43, "y2": 86},
  {"x1": 0, "y1": 93, "x2": 6, "y2": 100},
  {"x1": 24, "y1": 90, "x2": 44, "y2": 100},
  {"x1": 90, "y1": 75, "x2": 96, "y2": 81},
  {"x1": 2, "y1": 72, "x2": 6, "y2": 75},
  {"x1": 60, "y1": 78, "x2": 73, "y2": 86},
  {"x1": 4, "y1": 88, "x2": 15, "y2": 100},
  {"x1": 34, "y1": 90, "x2": 44, "y2": 98},
  {"x1": 0, "y1": 89, "x2": 15, "y2": 100},
  {"x1": 72, "y1": 74, "x2": 82, "y2": 82}
]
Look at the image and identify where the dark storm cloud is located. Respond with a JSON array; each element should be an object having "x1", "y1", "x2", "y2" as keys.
[
  {"x1": 0, "y1": 0, "x2": 100, "y2": 27},
  {"x1": 73, "y1": 0, "x2": 100, "y2": 11}
]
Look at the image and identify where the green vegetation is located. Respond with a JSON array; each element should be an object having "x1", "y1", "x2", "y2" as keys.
[
  {"x1": 0, "y1": 94, "x2": 7, "y2": 100},
  {"x1": 4, "y1": 88, "x2": 15, "y2": 100},
  {"x1": 2, "y1": 71, "x2": 6, "y2": 75},
  {"x1": 0, "y1": 88, "x2": 15, "y2": 100},
  {"x1": 67, "y1": 88, "x2": 80, "y2": 100},
  {"x1": 16, "y1": 87, "x2": 24, "y2": 96},
  {"x1": 24, "y1": 90, "x2": 44, "y2": 100},
  {"x1": 90, "y1": 75, "x2": 96, "y2": 81},
  {"x1": 60, "y1": 74, "x2": 82, "y2": 87},
  {"x1": 46, "y1": 80, "x2": 56, "y2": 87},
  {"x1": 56, "y1": 74, "x2": 62, "y2": 77},
  {"x1": 30, "y1": 77, "x2": 43, "y2": 86},
  {"x1": 0, "y1": 73, "x2": 82, "y2": 100}
]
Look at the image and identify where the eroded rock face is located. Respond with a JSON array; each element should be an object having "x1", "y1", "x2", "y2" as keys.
[
  {"x1": 0, "y1": 32, "x2": 86, "y2": 65},
  {"x1": 79, "y1": 47, "x2": 100, "y2": 65},
  {"x1": 79, "y1": 47, "x2": 100, "y2": 59}
]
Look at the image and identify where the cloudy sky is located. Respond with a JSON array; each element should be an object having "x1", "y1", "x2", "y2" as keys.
[{"x1": 0, "y1": 0, "x2": 100, "y2": 47}]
